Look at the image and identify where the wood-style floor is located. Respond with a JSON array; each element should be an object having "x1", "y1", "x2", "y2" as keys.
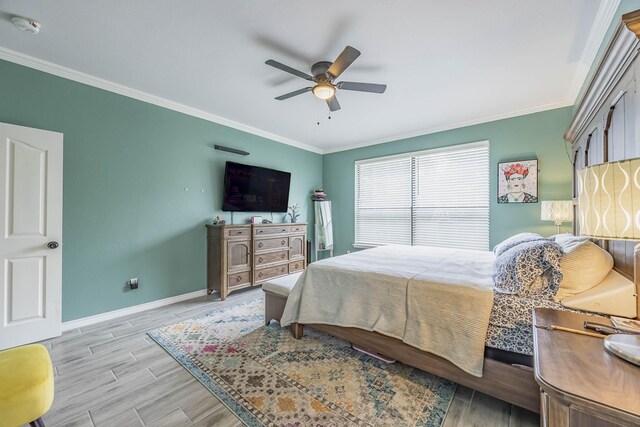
[{"x1": 37, "y1": 288, "x2": 539, "y2": 427}]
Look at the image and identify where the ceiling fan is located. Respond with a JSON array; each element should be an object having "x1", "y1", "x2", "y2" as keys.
[{"x1": 265, "y1": 46, "x2": 387, "y2": 112}]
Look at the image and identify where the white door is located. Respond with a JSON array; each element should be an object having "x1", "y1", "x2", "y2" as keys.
[{"x1": 0, "y1": 122, "x2": 63, "y2": 350}]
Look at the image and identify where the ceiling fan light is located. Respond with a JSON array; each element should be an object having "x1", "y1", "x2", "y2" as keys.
[{"x1": 312, "y1": 84, "x2": 335, "y2": 100}]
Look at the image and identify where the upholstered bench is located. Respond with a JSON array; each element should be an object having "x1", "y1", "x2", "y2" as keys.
[
  {"x1": 0, "y1": 344, "x2": 54, "y2": 427},
  {"x1": 262, "y1": 272, "x2": 302, "y2": 326}
]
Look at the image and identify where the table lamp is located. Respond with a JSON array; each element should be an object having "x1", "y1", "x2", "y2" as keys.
[
  {"x1": 576, "y1": 157, "x2": 640, "y2": 366},
  {"x1": 540, "y1": 200, "x2": 573, "y2": 234}
]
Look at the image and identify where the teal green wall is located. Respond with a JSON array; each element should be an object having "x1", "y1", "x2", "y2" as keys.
[
  {"x1": 0, "y1": 59, "x2": 322, "y2": 322},
  {"x1": 323, "y1": 107, "x2": 574, "y2": 255}
]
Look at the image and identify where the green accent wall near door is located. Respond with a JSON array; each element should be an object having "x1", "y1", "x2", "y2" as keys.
[
  {"x1": 0, "y1": 59, "x2": 322, "y2": 322},
  {"x1": 323, "y1": 107, "x2": 574, "y2": 256}
]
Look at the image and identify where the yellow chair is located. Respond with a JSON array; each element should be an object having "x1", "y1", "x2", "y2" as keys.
[{"x1": 0, "y1": 344, "x2": 54, "y2": 427}]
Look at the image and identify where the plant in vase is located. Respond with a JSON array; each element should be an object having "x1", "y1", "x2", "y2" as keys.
[
  {"x1": 212, "y1": 216, "x2": 226, "y2": 225},
  {"x1": 287, "y1": 203, "x2": 300, "y2": 223}
]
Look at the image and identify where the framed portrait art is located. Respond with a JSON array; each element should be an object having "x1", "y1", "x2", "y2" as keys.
[{"x1": 497, "y1": 160, "x2": 538, "y2": 204}]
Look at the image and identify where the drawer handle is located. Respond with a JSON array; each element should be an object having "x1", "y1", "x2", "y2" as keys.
[
  {"x1": 282, "y1": 229, "x2": 287, "y2": 232},
  {"x1": 258, "y1": 230, "x2": 263, "y2": 233},
  {"x1": 236, "y1": 276, "x2": 242, "y2": 282},
  {"x1": 295, "y1": 264, "x2": 299, "y2": 268},
  {"x1": 236, "y1": 231, "x2": 242, "y2": 234},
  {"x1": 258, "y1": 242, "x2": 263, "y2": 248},
  {"x1": 281, "y1": 254, "x2": 286, "y2": 259},
  {"x1": 281, "y1": 240, "x2": 286, "y2": 245},
  {"x1": 258, "y1": 257, "x2": 263, "y2": 263},
  {"x1": 281, "y1": 267, "x2": 286, "y2": 273},
  {"x1": 258, "y1": 272, "x2": 263, "y2": 278}
]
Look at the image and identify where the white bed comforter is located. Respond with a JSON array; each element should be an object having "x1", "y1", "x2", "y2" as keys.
[{"x1": 280, "y1": 245, "x2": 496, "y2": 377}]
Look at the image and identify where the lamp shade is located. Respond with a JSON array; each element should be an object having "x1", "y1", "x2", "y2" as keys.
[
  {"x1": 576, "y1": 157, "x2": 640, "y2": 240},
  {"x1": 541, "y1": 200, "x2": 573, "y2": 224}
]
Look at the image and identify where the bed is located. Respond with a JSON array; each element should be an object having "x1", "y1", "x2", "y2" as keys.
[
  {"x1": 275, "y1": 238, "x2": 638, "y2": 413},
  {"x1": 272, "y1": 10, "x2": 640, "y2": 415}
]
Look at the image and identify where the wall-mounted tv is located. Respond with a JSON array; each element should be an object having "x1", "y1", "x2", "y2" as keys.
[{"x1": 222, "y1": 161, "x2": 291, "y2": 212}]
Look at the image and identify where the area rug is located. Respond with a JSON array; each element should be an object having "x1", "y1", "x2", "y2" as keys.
[{"x1": 148, "y1": 296, "x2": 456, "y2": 427}]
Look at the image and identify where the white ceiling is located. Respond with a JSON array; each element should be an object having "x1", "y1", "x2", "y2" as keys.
[{"x1": 0, "y1": 1, "x2": 616, "y2": 153}]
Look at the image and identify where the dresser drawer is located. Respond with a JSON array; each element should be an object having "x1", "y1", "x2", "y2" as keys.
[
  {"x1": 289, "y1": 260, "x2": 304, "y2": 273},
  {"x1": 254, "y1": 226, "x2": 290, "y2": 236},
  {"x1": 255, "y1": 265, "x2": 288, "y2": 283},
  {"x1": 255, "y1": 250, "x2": 289, "y2": 267},
  {"x1": 255, "y1": 237, "x2": 289, "y2": 252},
  {"x1": 289, "y1": 224, "x2": 306, "y2": 234},
  {"x1": 227, "y1": 270, "x2": 251, "y2": 288},
  {"x1": 225, "y1": 228, "x2": 250, "y2": 238}
]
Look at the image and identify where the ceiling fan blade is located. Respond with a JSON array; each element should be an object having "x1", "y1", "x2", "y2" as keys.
[
  {"x1": 326, "y1": 46, "x2": 361, "y2": 79},
  {"x1": 265, "y1": 60, "x2": 313, "y2": 81},
  {"x1": 326, "y1": 96, "x2": 341, "y2": 112},
  {"x1": 337, "y1": 81, "x2": 387, "y2": 94},
  {"x1": 275, "y1": 87, "x2": 312, "y2": 100}
]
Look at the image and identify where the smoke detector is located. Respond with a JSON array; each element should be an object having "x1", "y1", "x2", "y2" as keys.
[{"x1": 11, "y1": 16, "x2": 41, "y2": 35}]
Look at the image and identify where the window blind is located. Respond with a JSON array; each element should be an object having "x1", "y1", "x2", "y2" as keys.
[
  {"x1": 354, "y1": 141, "x2": 489, "y2": 250},
  {"x1": 355, "y1": 154, "x2": 412, "y2": 246}
]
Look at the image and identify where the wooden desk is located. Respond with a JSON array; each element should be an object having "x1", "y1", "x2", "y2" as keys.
[{"x1": 533, "y1": 308, "x2": 640, "y2": 427}]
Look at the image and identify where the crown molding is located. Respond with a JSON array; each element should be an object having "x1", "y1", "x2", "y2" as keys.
[
  {"x1": 565, "y1": 9, "x2": 640, "y2": 143},
  {"x1": 323, "y1": 98, "x2": 573, "y2": 154},
  {"x1": 0, "y1": 47, "x2": 323, "y2": 155},
  {"x1": 567, "y1": 0, "x2": 621, "y2": 103}
]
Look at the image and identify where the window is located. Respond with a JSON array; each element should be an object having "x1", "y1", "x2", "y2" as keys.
[{"x1": 355, "y1": 140, "x2": 489, "y2": 250}]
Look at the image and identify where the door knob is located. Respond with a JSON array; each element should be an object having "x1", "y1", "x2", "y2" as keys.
[{"x1": 47, "y1": 241, "x2": 59, "y2": 249}]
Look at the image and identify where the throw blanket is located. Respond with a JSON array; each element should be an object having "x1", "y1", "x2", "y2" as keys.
[
  {"x1": 492, "y1": 239, "x2": 563, "y2": 298},
  {"x1": 280, "y1": 245, "x2": 496, "y2": 377}
]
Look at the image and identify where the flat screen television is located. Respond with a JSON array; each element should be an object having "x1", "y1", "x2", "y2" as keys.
[{"x1": 222, "y1": 161, "x2": 291, "y2": 212}]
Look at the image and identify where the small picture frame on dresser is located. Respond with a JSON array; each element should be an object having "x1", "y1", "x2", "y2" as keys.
[{"x1": 251, "y1": 216, "x2": 263, "y2": 224}]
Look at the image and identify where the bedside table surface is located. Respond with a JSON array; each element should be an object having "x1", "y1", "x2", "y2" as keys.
[{"x1": 533, "y1": 308, "x2": 640, "y2": 419}]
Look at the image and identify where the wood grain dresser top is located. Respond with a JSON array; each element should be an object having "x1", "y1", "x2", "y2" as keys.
[{"x1": 533, "y1": 308, "x2": 640, "y2": 419}]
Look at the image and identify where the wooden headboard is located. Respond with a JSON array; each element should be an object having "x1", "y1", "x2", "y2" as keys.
[{"x1": 565, "y1": 10, "x2": 640, "y2": 318}]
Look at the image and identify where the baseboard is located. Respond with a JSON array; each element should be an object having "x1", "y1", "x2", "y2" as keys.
[{"x1": 61, "y1": 289, "x2": 209, "y2": 331}]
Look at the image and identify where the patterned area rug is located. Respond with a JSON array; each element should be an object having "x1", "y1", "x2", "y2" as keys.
[{"x1": 148, "y1": 296, "x2": 456, "y2": 427}]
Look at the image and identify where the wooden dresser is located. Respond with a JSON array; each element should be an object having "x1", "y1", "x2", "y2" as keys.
[
  {"x1": 533, "y1": 308, "x2": 640, "y2": 427},
  {"x1": 206, "y1": 223, "x2": 307, "y2": 299}
]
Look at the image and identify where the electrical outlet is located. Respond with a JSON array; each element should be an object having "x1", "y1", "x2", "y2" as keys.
[{"x1": 129, "y1": 277, "x2": 138, "y2": 290}]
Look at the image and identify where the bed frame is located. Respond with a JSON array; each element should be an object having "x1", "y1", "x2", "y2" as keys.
[
  {"x1": 263, "y1": 289, "x2": 540, "y2": 412},
  {"x1": 283, "y1": 273, "x2": 637, "y2": 414},
  {"x1": 268, "y1": 10, "x2": 640, "y2": 417},
  {"x1": 264, "y1": 289, "x2": 539, "y2": 412},
  {"x1": 294, "y1": 322, "x2": 539, "y2": 412}
]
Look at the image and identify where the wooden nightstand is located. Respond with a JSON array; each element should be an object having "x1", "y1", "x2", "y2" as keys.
[{"x1": 533, "y1": 308, "x2": 640, "y2": 427}]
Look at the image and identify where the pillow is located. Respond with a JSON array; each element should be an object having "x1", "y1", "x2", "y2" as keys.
[
  {"x1": 493, "y1": 232, "x2": 545, "y2": 257},
  {"x1": 492, "y1": 239, "x2": 563, "y2": 298},
  {"x1": 552, "y1": 233, "x2": 589, "y2": 246},
  {"x1": 553, "y1": 237, "x2": 614, "y2": 301}
]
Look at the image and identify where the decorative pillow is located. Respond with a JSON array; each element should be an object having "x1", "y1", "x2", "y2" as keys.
[
  {"x1": 552, "y1": 233, "x2": 589, "y2": 246},
  {"x1": 553, "y1": 236, "x2": 614, "y2": 301},
  {"x1": 493, "y1": 232, "x2": 545, "y2": 257},
  {"x1": 492, "y1": 239, "x2": 563, "y2": 298}
]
